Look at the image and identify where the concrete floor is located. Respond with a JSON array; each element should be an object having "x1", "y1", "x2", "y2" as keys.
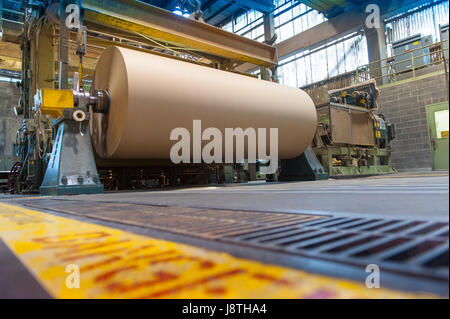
[
  {"x1": 29, "y1": 172, "x2": 448, "y2": 221},
  {"x1": 0, "y1": 171, "x2": 448, "y2": 297}
]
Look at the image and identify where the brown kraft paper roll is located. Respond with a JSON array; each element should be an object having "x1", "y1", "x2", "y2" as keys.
[{"x1": 90, "y1": 46, "x2": 317, "y2": 163}]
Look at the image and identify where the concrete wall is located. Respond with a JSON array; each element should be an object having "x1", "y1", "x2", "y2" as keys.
[
  {"x1": 377, "y1": 72, "x2": 449, "y2": 171},
  {"x1": 0, "y1": 81, "x2": 21, "y2": 171}
]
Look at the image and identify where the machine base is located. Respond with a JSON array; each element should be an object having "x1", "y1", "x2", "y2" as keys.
[
  {"x1": 40, "y1": 184, "x2": 104, "y2": 196},
  {"x1": 279, "y1": 147, "x2": 329, "y2": 181},
  {"x1": 314, "y1": 146, "x2": 396, "y2": 177},
  {"x1": 40, "y1": 109, "x2": 104, "y2": 196}
]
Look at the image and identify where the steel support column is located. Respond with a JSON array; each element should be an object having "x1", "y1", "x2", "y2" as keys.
[
  {"x1": 37, "y1": 24, "x2": 55, "y2": 90},
  {"x1": 364, "y1": 21, "x2": 388, "y2": 85},
  {"x1": 260, "y1": 12, "x2": 276, "y2": 81},
  {"x1": 58, "y1": 0, "x2": 70, "y2": 89}
]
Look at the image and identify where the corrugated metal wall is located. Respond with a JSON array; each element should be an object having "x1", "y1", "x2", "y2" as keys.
[{"x1": 386, "y1": 1, "x2": 449, "y2": 44}]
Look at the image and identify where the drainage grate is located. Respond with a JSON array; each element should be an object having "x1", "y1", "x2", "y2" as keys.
[
  {"x1": 223, "y1": 217, "x2": 449, "y2": 281},
  {"x1": 22, "y1": 198, "x2": 449, "y2": 282},
  {"x1": 21, "y1": 199, "x2": 324, "y2": 240}
]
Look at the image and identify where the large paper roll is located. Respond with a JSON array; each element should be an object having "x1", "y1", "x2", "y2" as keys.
[{"x1": 90, "y1": 46, "x2": 317, "y2": 162}]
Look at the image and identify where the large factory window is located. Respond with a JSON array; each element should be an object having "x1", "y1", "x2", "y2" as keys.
[
  {"x1": 273, "y1": 0, "x2": 327, "y2": 43},
  {"x1": 277, "y1": 33, "x2": 369, "y2": 88},
  {"x1": 221, "y1": 1, "x2": 326, "y2": 43},
  {"x1": 221, "y1": 10, "x2": 265, "y2": 41},
  {"x1": 0, "y1": 76, "x2": 20, "y2": 83}
]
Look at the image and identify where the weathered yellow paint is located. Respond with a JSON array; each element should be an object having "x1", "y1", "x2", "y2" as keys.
[
  {"x1": 0, "y1": 42, "x2": 22, "y2": 71},
  {"x1": 0, "y1": 202, "x2": 434, "y2": 299},
  {"x1": 0, "y1": 54, "x2": 22, "y2": 71},
  {"x1": 84, "y1": 10, "x2": 276, "y2": 67},
  {"x1": 39, "y1": 89, "x2": 74, "y2": 118}
]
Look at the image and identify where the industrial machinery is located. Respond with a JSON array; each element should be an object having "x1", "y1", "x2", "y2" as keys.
[
  {"x1": 312, "y1": 80, "x2": 396, "y2": 176},
  {"x1": 4, "y1": 0, "x2": 320, "y2": 195},
  {"x1": 392, "y1": 33, "x2": 432, "y2": 74}
]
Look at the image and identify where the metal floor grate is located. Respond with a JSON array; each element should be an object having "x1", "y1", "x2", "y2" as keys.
[
  {"x1": 21, "y1": 199, "x2": 325, "y2": 239},
  {"x1": 224, "y1": 216, "x2": 449, "y2": 280},
  {"x1": 22, "y1": 199, "x2": 449, "y2": 282}
]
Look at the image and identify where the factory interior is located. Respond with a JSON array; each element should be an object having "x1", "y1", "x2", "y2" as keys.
[{"x1": 0, "y1": 0, "x2": 448, "y2": 301}]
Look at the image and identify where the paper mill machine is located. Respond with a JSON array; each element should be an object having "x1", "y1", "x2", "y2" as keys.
[
  {"x1": 311, "y1": 80, "x2": 397, "y2": 176},
  {"x1": 7, "y1": 0, "x2": 323, "y2": 195}
]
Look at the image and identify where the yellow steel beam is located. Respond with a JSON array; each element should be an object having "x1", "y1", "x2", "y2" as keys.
[
  {"x1": 76, "y1": 33, "x2": 224, "y2": 68},
  {"x1": 0, "y1": 54, "x2": 21, "y2": 71},
  {"x1": 81, "y1": 0, "x2": 277, "y2": 67},
  {"x1": 0, "y1": 41, "x2": 21, "y2": 71}
]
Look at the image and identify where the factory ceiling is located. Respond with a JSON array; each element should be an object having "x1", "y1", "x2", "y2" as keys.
[
  {"x1": 143, "y1": 0, "x2": 437, "y2": 23},
  {"x1": 142, "y1": 0, "x2": 275, "y2": 26},
  {"x1": 302, "y1": 0, "x2": 367, "y2": 17},
  {"x1": 1, "y1": 1, "x2": 428, "y2": 29},
  {"x1": 141, "y1": 0, "x2": 371, "y2": 24}
]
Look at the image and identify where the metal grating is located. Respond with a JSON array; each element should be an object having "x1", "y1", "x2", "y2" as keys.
[
  {"x1": 223, "y1": 217, "x2": 449, "y2": 281},
  {"x1": 22, "y1": 199, "x2": 449, "y2": 282},
  {"x1": 21, "y1": 199, "x2": 324, "y2": 239}
]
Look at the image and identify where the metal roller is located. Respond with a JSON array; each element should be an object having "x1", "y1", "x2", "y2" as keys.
[{"x1": 90, "y1": 46, "x2": 317, "y2": 162}]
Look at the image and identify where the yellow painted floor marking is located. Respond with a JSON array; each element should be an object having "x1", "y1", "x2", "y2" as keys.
[{"x1": 0, "y1": 202, "x2": 435, "y2": 299}]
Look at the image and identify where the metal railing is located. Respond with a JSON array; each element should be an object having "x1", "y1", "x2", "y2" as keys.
[
  {"x1": 301, "y1": 32, "x2": 450, "y2": 106},
  {"x1": 354, "y1": 35, "x2": 449, "y2": 86},
  {"x1": 0, "y1": 4, "x2": 24, "y2": 24}
]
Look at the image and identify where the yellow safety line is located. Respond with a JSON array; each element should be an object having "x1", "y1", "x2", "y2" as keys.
[{"x1": 0, "y1": 202, "x2": 435, "y2": 299}]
